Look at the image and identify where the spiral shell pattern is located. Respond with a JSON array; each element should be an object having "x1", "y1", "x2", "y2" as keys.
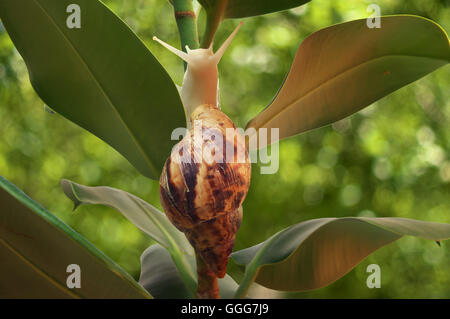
[{"x1": 159, "y1": 104, "x2": 251, "y2": 277}]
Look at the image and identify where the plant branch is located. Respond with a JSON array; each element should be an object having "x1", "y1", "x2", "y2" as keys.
[
  {"x1": 201, "y1": 0, "x2": 228, "y2": 48},
  {"x1": 173, "y1": 0, "x2": 199, "y2": 69},
  {"x1": 196, "y1": 252, "x2": 220, "y2": 299},
  {"x1": 233, "y1": 265, "x2": 259, "y2": 299},
  {"x1": 170, "y1": 249, "x2": 197, "y2": 298}
]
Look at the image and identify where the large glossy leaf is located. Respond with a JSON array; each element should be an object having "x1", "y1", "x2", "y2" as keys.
[
  {"x1": 232, "y1": 217, "x2": 450, "y2": 297},
  {"x1": 61, "y1": 179, "x2": 197, "y2": 294},
  {"x1": 0, "y1": 0, "x2": 185, "y2": 179},
  {"x1": 198, "y1": 0, "x2": 311, "y2": 19},
  {"x1": 246, "y1": 16, "x2": 450, "y2": 149},
  {"x1": 139, "y1": 244, "x2": 239, "y2": 299},
  {"x1": 0, "y1": 176, "x2": 151, "y2": 298},
  {"x1": 61, "y1": 179, "x2": 193, "y2": 254}
]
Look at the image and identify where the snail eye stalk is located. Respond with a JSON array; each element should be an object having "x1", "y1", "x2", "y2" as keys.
[{"x1": 153, "y1": 21, "x2": 243, "y2": 66}]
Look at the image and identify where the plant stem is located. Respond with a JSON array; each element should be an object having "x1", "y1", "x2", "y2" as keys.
[
  {"x1": 233, "y1": 265, "x2": 259, "y2": 299},
  {"x1": 173, "y1": 0, "x2": 199, "y2": 50},
  {"x1": 234, "y1": 231, "x2": 280, "y2": 298},
  {"x1": 170, "y1": 249, "x2": 197, "y2": 298},
  {"x1": 173, "y1": 0, "x2": 199, "y2": 69},
  {"x1": 201, "y1": 0, "x2": 228, "y2": 48},
  {"x1": 195, "y1": 252, "x2": 220, "y2": 299}
]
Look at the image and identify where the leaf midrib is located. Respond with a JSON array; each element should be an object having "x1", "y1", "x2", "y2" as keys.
[
  {"x1": 130, "y1": 195, "x2": 181, "y2": 253},
  {"x1": 0, "y1": 238, "x2": 83, "y2": 298},
  {"x1": 258, "y1": 218, "x2": 401, "y2": 269},
  {"x1": 234, "y1": 218, "x2": 334, "y2": 266},
  {"x1": 251, "y1": 54, "x2": 448, "y2": 131},
  {"x1": 32, "y1": 0, "x2": 158, "y2": 176},
  {"x1": 1, "y1": 177, "x2": 151, "y2": 298}
]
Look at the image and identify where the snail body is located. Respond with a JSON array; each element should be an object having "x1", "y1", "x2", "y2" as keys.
[{"x1": 153, "y1": 22, "x2": 242, "y2": 127}]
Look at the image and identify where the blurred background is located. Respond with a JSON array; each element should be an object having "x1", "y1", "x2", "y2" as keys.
[{"x1": 0, "y1": 0, "x2": 449, "y2": 298}]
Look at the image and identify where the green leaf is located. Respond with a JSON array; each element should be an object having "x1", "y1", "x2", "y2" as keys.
[
  {"x1": 61, "y1": 179, "x2": 197, "y2": 294},
  {"x1": 140, "y1": 244, "x2": 192, "y2": 299},
  {"x1": 140, "y1": 244, "x2": 239, "y2": 299},
  {"x1": 232, "y1": 217, "x2": 450, "y2": 297},
  {"x1": 0, "y1": 0, "x2": 185, "y2": 179},
  {"x1": 198, "y1": 0, "x2": 311, "y2": 19},
  {"x1": 0, "y1": 175, "x2": 151, "y2": 298},
  {"x1": 61, "y1": 179, "x2": 192, "y2": 254},
  {"x1": 246, "y1": 16, "x2": 450, "y2": 149}
]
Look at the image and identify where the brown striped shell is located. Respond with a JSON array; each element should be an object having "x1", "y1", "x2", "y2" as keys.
[{"x1": 159, "y1": 104, "x2": 251, "y2": 277}]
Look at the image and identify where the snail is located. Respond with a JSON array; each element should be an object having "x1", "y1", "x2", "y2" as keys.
[{"x1": 154, "y1": 23, "x2": 251, "y2": 283}]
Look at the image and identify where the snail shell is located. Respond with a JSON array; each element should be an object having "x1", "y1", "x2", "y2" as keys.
[{"x1": 159, "y1": 104, "x2": 251, "y2": 277}]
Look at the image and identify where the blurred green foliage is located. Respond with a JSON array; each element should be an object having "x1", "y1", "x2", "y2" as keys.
[{"x1": 0, "y1": 0, "x2": 449, "y2": 298}]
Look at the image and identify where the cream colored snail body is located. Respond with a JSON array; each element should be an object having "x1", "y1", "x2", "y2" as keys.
[
  {"x1": 154, "y1": 24, "x2": 251, "y2": 283},
  {"x1": 153, "y1": 22, "x2": 242, "y2": 126}
]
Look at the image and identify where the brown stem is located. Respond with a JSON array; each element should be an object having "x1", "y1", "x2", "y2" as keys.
[
  {"x1": 201, "y1": 0, "x2": 228, "y2": 48},
  {"x1": 196, "y1": 252, "x2": 219, "y2": 299}
]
